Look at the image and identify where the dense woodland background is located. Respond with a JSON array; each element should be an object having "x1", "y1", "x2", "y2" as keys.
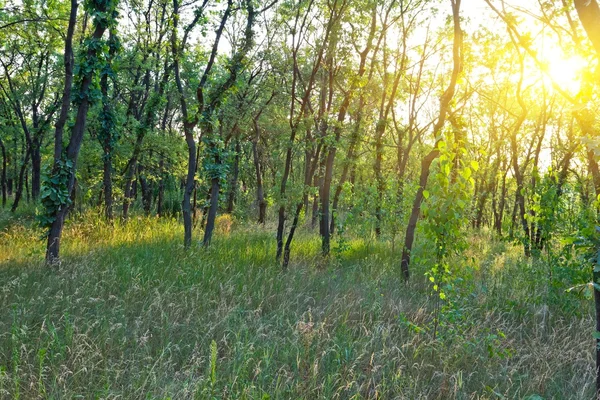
[{"x1": 3, "y1": 0, "x2": 600, "y2": 398}]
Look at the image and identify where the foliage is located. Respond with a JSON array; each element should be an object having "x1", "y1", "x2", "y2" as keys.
[
  {"x1": 38, "y1": 159, "x2": 72, "y2": 232},
  {"x1": 3, "y1": 0, "x2": 600, "y2": 395},
  {"x1": 422, "y1": 138, "x2": 475, "y2": 300}
]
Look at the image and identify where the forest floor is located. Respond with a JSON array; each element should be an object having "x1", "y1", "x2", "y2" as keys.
[{"x1": 0, "y1": 209, "x2": 595, "y2": 399}]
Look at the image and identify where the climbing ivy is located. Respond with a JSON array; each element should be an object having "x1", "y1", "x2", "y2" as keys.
[
  {"x1": 97, "y1": 25, "x2": 121, "y2": 158},
  {"x1": 39, "y1": 159, "x2": 73, "y2": 232},
  {"x1": 39, "y1": 0, "x2": 120, "y2": 234}
]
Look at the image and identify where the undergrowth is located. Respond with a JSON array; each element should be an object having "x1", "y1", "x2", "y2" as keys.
[{"x1": 0, "y1": 210, "x2": 595, "y2": 399}]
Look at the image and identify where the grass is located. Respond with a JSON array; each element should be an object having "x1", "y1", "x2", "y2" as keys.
[{"x1": 0, "y1": 208, "x2": 596, "y2": 399}]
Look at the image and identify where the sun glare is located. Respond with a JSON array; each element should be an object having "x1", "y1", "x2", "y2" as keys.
[{"x1": 538, "y1": 45, "x2": 587, "y2": 95}]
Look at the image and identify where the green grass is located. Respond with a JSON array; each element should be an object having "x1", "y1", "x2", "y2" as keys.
[{"x1": 0, "y1": 209, "x2": 595, "y2": 399}]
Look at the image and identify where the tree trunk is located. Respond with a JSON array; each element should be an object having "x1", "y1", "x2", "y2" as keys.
[
  {"x1": 122, "y1": 59, "x2": 171, "y2": 220},
  {"x1": 43, "y1": 0, "x2": 77, "y2": 261},
  {"x1": 515, "y1": 182, "x2": 531, "y2": 256},
  {"x1": 574, "y1": 0, "x2": 600, "y2": 55},
  {"x1": 276, "y1": 10, "x2": 329, "y2": 262},
  {"x1": 0, "y1": 137, "x2": 6, "y2": 207},
  {"x1": 139, "y1": 164, "x2": 152, "y2": 215},
  {"x1": 46, "y1": 0, "x2": 110, "y2": 263},
  {"x1": 226, "y1": 137, "x2": 240, "y2": 214},
  {"x1": 10, "y1": 144, "x2": 30, "y2": 212},
  {"x1": 399, "y1": 0, "x2": 463, "y2": 280},
  {"x1": 122, "y1": 146, "x2": 140, "y2": 220},
  {"x1": 251, "y1": 98, "x2": 273, "y2": 224},
  {"x1": 276, "y1": 140, "x2": 295, "y2": 260},
  {"x1": 100, "y1": 29, "x2": 119, "y2": 221},
  {"x1": 30, "y1": 144, "x2": 41, "y2": 200},
  {"x1": 282, "y1": 202, "x2": 303, "y2": 269},
  {"x1": 181, "y1": 123, "x2": 196, "y2": 248},
  {"x1": 203, "y1": 177, "x2": 219, "y2": 246},
  {"x1": 252, "y1": 131, "x2": 266, "y2": 224},
  {"x1": 311, "y1": 187, "x2": 320, "y2": 229},
  {"x1": 494, "y1": 169, "x2": 507, "y2": 235},
  {"x1": 310, "y1": 144, "x2": 322, "y2": 229},
  {"x1": 330, "y1": 99, "x2": 364, "y2": 235},
  {"x1": 103, "y1": 152, "x2": 113, "y2": 220},
  {"x1": 25, "y1": 168, "x2": 30, "y2": 203},
  {"x1": 400, "y1": 149, "x2": 438, "y2": 280},
  {"x1": 157, "y1": 156, "x2": 165, "y2": 217},
  {"x1": 374, "y1": 120, "x2": 385, "y2": 238}
]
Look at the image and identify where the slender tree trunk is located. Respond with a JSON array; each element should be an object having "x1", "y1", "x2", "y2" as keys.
[
  {"x1": 400, "y1": 0, "x2": 462, "y2": 281},
  {"x1": 25, "y1": 168, "x2": 30, "y2": 203},
  {"x1": 99, "y1": 29, "x2": 118, "y2": 221},
  {"x1": 508, "y1": 194, "x2": 518, "y2": 239},
  {"x1": 320, "y1": 151, "x2": 334, "y2": 254},
  {"x1": 103, "y1": 153, "x2": 113, "y2": 220},
  {"x1": 276, "y1": 0, "x2": 334, "y2": 265},
  {"x1": 139, "y1": 164, "x2": 152, "y2": 215},
  {"x1": 275, "y1": 207, "x2": 283, "y2": 254},
  {"x1": 181, "y1": 123, "x2": 196, "y2": 248},
  {"x1": 475, "y1": 169, "x2": 494, "y2": 229},
  {"x1": 374, "y1": 120, "x2": 385, "y2": 238},
  {"x1": 2, "y1": 71, "x2": 43, "y2": 202},
  {"x1": 252, "y1": 128, "x2": 266, "y2": 224},
  {"x1": 11, "y1": 144, "x2": 30, "y2": 212},
  {"x1": 494, "y1": 169, "x2": 508, "y2": 235},
  {"x1": 400, "y1": 149, "x2": 438, "y2": 280},
  {"x1": 123, "y1": 60, "x2": 170, "y2": 220},
  {"x1": 330, "y1": 99, "x2": 364, "y2": 235},
  {"x1": 43, "y1": 0, "x2": 77, "y2": 261},
  {"x1": 157, "y1": 156, "x2": 165, "y2": 217},
  {"x1": 171, "y1": 0, "x2": 202, "y2": 248},
  {"x1": 474, "y1": 192, "x2": 488, "y2": 229},
  {"x1": 320, "y1": 46, "x2": 373, "y2": 253},
  {"x1": 282, "y1": 145, "x2": 321, "y2": 269},
  {"x1": 251, "y1": 96, "x2": 274, "y2": 224},
  {"x1": 0, "y1": 137, "x2": 6, "y2": 207},
  {"x1": 515, "y1": 181, "x2": 531, "y2": 256},
  {"x1": 46, "y1": 0, "x2": 110, "y2": 263},
  {"x1": 283, "y1": 202, "x2": 303, "y2": 269},
  {"x1": 10, "y1": 134, "x2": 16, "y2": 196},
  {"x1": 192, "y1": 142, "x2": 202, "y2": 225},
  {"x1": 203, "y1": 177, "x2": 219, "y2": 246},
  {"x1": 122, "y1": 142, "x2": 140, "y2": 220},
  {"x1": 30, "y1": 144, "x2": 41, "y2": 200},
  {"x1": 226, "y1": 137, "x2": 240, "y2": 214},
  {"x1": 312, "y1": 175, "x2": 321, "y2": 229},
  {"x1": 277, "y1": 139, "x2": 295, "y2": 260}
]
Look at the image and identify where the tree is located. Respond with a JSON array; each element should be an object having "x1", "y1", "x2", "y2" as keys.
[
  {"x1": 43, "y1": 0, "x2": 119, "y2": 263},
  {"x1": 400, "y1": 0, "x2": 463, "y2": 281}
]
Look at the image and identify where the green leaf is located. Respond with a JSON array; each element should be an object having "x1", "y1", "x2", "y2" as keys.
[{"x1": 462, "y1": 167, "x2": 471, "y2": 180}]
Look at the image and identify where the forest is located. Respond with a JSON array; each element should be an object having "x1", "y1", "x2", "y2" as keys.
[{"x1": 1, "y1": 0, "x2": 600, "y2": 398}]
